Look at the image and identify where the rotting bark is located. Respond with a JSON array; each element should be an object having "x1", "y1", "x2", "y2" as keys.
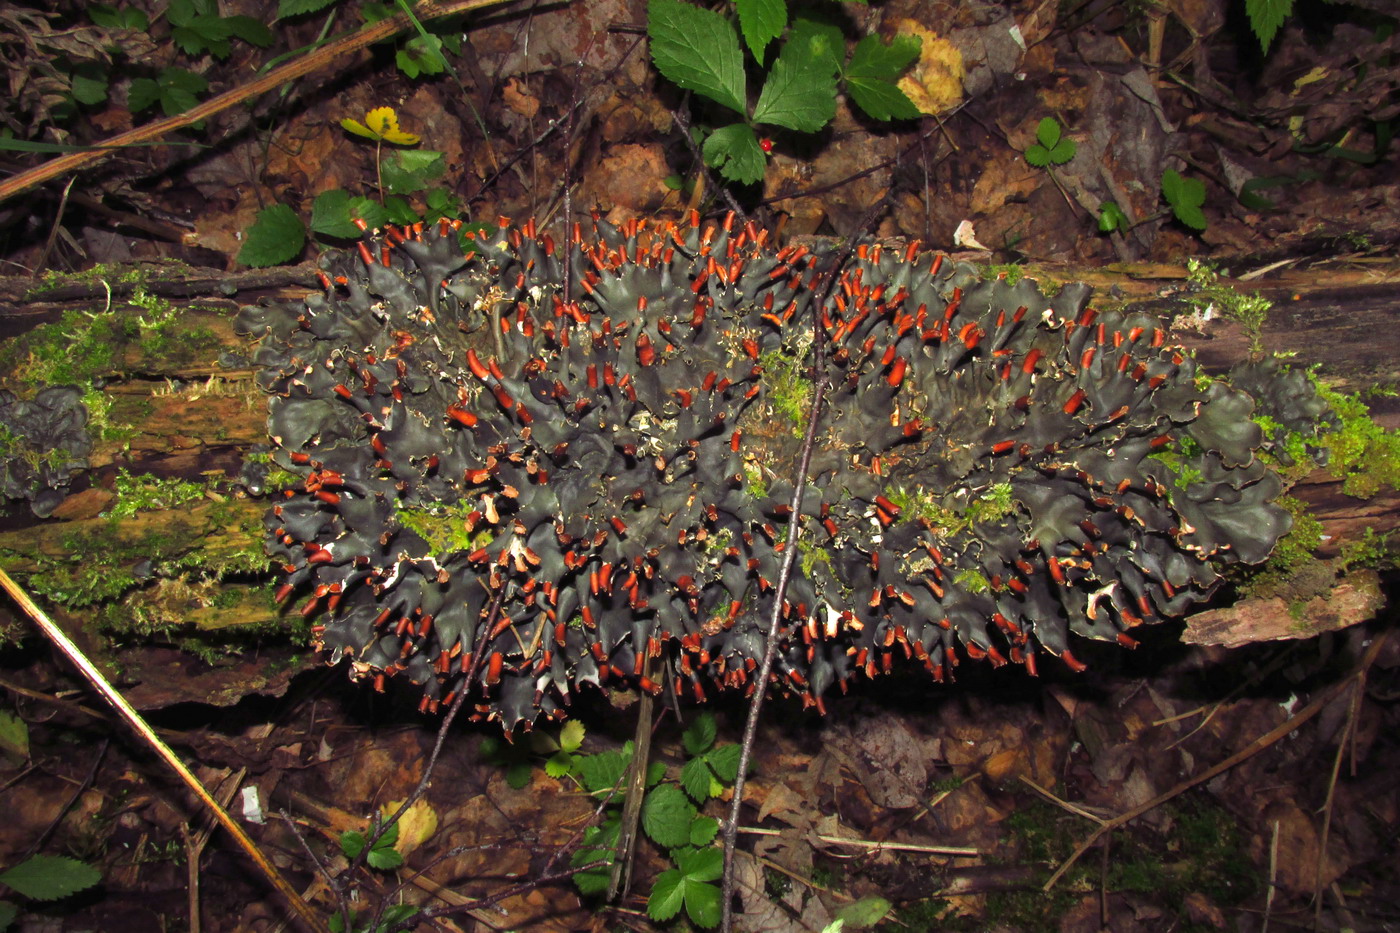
[{"x1": 0, "y1": 255, "x2": 1395, "y2": 706}]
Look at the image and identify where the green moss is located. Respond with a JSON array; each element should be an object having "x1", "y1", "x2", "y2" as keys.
[
  {"x1": 0, "y1": 309, "x2": 121, "y2": 389},
  {"x1": 953, "y1": 567, "x2": 990, "y2": 594},
  {"x1": 395, "y1": 500, "x2": 493, "y2": 555},
  {"x1": 1183, "y1": 258, "x2": 1271, "y2": 352},
  {"x1": 1146, "y1": 434, "x2": 1206, "y2": 498},
  {"x1": 965, "y1": 482, "x2": 1014, "y2": 525},
  {"x1": 1310, "y1": 379, "x2": 1400, "y2": 498},
  {"x1": 759, "y1": 349, "x2": 813, "y2": 433},
  {"x1": 1339, "y1": 527, "x2": 1397, "y2": 572},
  {"x1": 105, "y1": 469, "x2": 209, "y2": 519},
  {"x1": 979, "y1": 263, "x2": 1025, "y2": 285}
]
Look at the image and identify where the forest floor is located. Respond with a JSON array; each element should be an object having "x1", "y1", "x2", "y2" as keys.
[{"x1": 0, "y1": 0, "x2": 1397, "y2": 930}]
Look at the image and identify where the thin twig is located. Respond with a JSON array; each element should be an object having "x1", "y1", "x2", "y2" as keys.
[
  {"x1": 718, "y1": 199, "x2": 897, "y2": 930},
  {"x1": 0, "y1": 0, "x2": 516, "y2": 205},
  {"x1": 737, "y1": 826, "x2": 978, "y2": 857},
  {"x1": 0, "y1": 567, "x2": 327, "y2": 933}
]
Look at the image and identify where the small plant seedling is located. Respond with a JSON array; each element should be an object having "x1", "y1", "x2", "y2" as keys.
[
  {"x1": 647, "y1": 0, "x2": 922, "y2": 185},
  {"x1": 1024, "y1": 117, "x2": 1076, "y2": 167},
  {"x1": 340, "y1": 818, "x2": 404, "y2": 871},
  {"x1": 1097, "y1": 200, "x2": 1130, "y2": 233},
  {"x1": 1162, "y1": 168, "x2": 1208, "y2": 231}
]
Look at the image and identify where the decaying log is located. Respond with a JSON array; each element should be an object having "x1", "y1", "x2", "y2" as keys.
[{"x1": 0, "y1": 256, "x2": 1394, "y2": 706}]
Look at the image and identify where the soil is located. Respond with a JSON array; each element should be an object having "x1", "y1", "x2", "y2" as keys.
[{"x1": 0, "y1": 0, "x2": 1397, "y2": 931}]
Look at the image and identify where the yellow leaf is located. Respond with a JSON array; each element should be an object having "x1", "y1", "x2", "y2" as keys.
[
  {"x1": 380, "y1": 798, "x2": 438, "y2": 856},
  {"x1": 340, "y1": 106, "x2": 421, "y2": 145}
]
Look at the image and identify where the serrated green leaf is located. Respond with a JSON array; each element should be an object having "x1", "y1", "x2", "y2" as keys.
[
  {"x1": 705, "y1": 743, "x2": 742, "y2": 782},
  {"x1": 559, "y1": 719, "x2": 586, "y2": 753},
  {"x1": 1162, "y1": 169, "x2": 1207, "y2": 230},
  {"x1": 1024, "y1": 144, "x2": 1051, "y2": 168},
  {"x1": 1047, "y1": 137, "x2": 1076, "y2": 164},
  {"x1": 680, "y1": 756, "x2": 712, "y2": 802},
  {"x1": 846, "y1": 76, "x2": 921, "y2": 121},
  {"x1": 752, "y1": 45, "x2": 837, "y2": 132},
  {"x1": 127, "y1": 78, "x2": 159, "y2": 113},
  {"x1": 505, "y1": 761, "x2": 532, "y2": 789},
  {"x1": 544, "y1": 752, "x2": 574, "y2": 778},
  {"x1": 382, "y1": 150, "x2": 444, "y2": 195},
  {"x1": 0, "y1": 855, "x2": 101, "y2": 901},
  {"x1": 641, "y1": 784, "x2": 697, "y2": 849},
  {"x1": 340, "y1": 829, "x2": 366, "y2": 859},
  {"x1": 685, "y1": 880, "x2": 722, "y2": 927},
  {"x1": 366, "y1": 846, "x2": 404, "y2": 871},
  {"x1": 238, "y1": 203, "x2": 305, "y2": 267},
  {"x1": 682, "y1": 712, "x2": 717, "y2": 756},
  {"x1": 835, "y1": 895, "x2": 892, "y2": 929},
  {"x1": 382, "y1": 195, "x2": 419, "y2": 225},
  {"x1": 735, "y1": 0, "x2": 785, "y2": 61},
  {"x1": 1246, "y1": 0, "x2": 1293, "y2": 53},
  {"x1": 788, "y1": 15, "x2": 843, "y2": 71},
  {"x1": 0, "y1": 900, "x2": 16, "y2": 930},
  {"x1": 846, "y1": 33, "x2": 921, "y2": 82},
  {"x1": 646, "y1": 760, "x2": 667, "y2": 787},
  {"x1": 678, "y1": 844, "x2": 724, "y2": 881},
  {"x1": 225, "y1": 15, "x2": 272, "y2": 47},
  {"x1": 702, "y1": 123, "x2": 766, "y2": 184},
  {"x1": 1035, "y1": 116, "x2": 1061, "y2": 149},
  {"x1": 648, "y1": 869, "x2": 687, "y2": 922},
  {"x1": 689, "y1": 815, "x2": 720, "y2": 847},
  {"x1": 648, "y1": 0, "x2": 747, "y2": 115},
  {"x1": 70, "y1": 65, "x2": 109, "y2": 106},
  {"x1": 278, "y1": 0, "x2": 338, "y2": 17},
  {"x1": 375, "y1": 819, "x2": 400, "y2": 850},
  {"x1": 574, "y1": 748, "x2": 631, "y2": 795},
  {"x1": 310, "y1": 190, "x2": 357, "y2": 238}
]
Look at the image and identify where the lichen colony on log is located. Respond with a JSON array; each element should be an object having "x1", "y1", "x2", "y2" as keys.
[{"x1": 237, "y1": 214, "x2": 1310, "y2": 730}]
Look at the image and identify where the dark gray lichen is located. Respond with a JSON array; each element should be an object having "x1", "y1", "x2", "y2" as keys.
[
  {"x1": 237, "y1": 215, "x2": 1311, "y2": 729},
  {"x1": 0, "y1": 386, "x2": 91, "y2": 517}
]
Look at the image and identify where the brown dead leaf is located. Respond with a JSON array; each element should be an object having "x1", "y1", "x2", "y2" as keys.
[{"x1": 503, "y1": 77, "x2": 540, "y2": 118}]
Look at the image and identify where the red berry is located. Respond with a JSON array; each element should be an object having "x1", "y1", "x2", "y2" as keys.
[{"x1": 760, "y1": 137, "x2": 774, "y2": 153}]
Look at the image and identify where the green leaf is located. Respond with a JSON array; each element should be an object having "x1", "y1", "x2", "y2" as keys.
[
  {"x1": 339, "y1": 829, "x2": 366, "y2": 859},
  {"x1": 641, "y1": 784, "x2": 697, "y2": 849},
  {"x1": 788, "y1": 15, "x2": 843, "y2": 72},
  {"x1": 680, "y1": 756, "x2": 713, "y2": 802},
  {"x1": 544, "y1": 751, "x2": 574, "y2": 779},
  {"x1": 1047, "y1": 137, "x2": 1076, "y2": 164},
  {"x1": 702, "y1": 123, "x2": 766, "y2": 184},
  {"x1": 705, "y1": 743, "x2": 742, "y2": 782},
  {"x1": 1024, "y1": 143, "x2": 1051, "y2": 168},
  {"x1": 366, "y1": 846, "x2": 404, "y2": 871},
  {"x1": 1035, "y1": 116, "x2": 1061, "y2": 149},
  {"x1": 835, "y1": 895, "x2": 892, "y2": 929},
  {"x1": 70, "y1": 65, "x2": 109, "y2": 106},
  {"x1": 1097, "y1": 201, "x2": 1129, "y2": 233},
  {"x1": 846, "y1": 33, "x2": 921, "y2": 82},
  {"x1": 846, "y1": 76, "x2": 921, "y2": 121},
  {"x1": 0, "y1": 710, "x2": 28, "y2": 761},
  {"x1": 278, "y1": 0, "x2": 339, "y2": 17},
  {"x1": 382, "y1": 195, "x2": 420, "y2": 225},
  {"x1": 1246, "y1": 0, "x2": 1293, "y2": 53},
  {"x1": 689, "y1": 815, "x2": 720, "y2": 847},
  {"x1": 422, "y1": 187, "x2": 460, "y2": 223},
  {"x1": 310, "y1": 190, "x2": 359, "y2": 238},
  {"x1": 648, "y1": 868, "x2": 687, "y2": 922},
  {"x1": 574, "y1": 747, "x2": 631, "y2": 795},
  {"x1": 682, "y1": 712, "x2": 717, "y2": 756},
  {"x1": 751, "y1": 44, "x2": 837, "y2": 132},
  {"x1": 398, "y1": 34, "x2": 446, "y2": 78},
  {"x1": 0, "y1": 900, "x2": 16, "y2": 931},
  {"x1": 505, "y1": 761, "x2": 532, "y2": 789},
  {"x1": 678, "y1": 844, "x2": 724, "y2": 882},
  {"x1": 685, "y1": 880, "x2": 722, "y2": 927},
  {"x1": 90, "y1": 5, "x2": 149, "y2": 29},
  {"x1": 735, "y1": 0, "x2": 785, "y2": 62},
  {"x1": 648, "y1": 0, "x2": 747, "y2": 116},
  {"x1": 0, "y1": 855, "x2": 101, "y2": 901},
  {"x1": 238, "y1": 203, "x2": 305, "y2": 267},
  {"x1": 1162, "y1": 168, "x2": 1207, "y2": 231},
  {"x1": 559, "y1": 719, "x2": 586, "y2": 754},
  {"x1": 382, "y1": 150, "x2": 445, "y2": 195},
  {"x1": 225, "y1": 15, "x2": 273, "y2": 48},
  {"x1": 127, "y1": 77, "x2": 159, "y2": 114}
]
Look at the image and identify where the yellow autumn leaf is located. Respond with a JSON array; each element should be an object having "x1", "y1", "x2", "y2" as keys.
[
  {"x1": 379, "y1": 798, "x2": 438, "y2": 856},
  {"x1": 340, "y1": 106, "x2": 421, "y2": 145}
]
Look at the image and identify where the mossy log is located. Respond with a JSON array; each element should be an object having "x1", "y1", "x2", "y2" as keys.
[{"x1": 0, "y1": 257, "x2": 1394, "y2": 707}]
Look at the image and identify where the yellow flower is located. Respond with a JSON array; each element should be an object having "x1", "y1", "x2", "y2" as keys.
[{"x1": 340, "y1": 106, "x2": 420, "y2": 145}]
